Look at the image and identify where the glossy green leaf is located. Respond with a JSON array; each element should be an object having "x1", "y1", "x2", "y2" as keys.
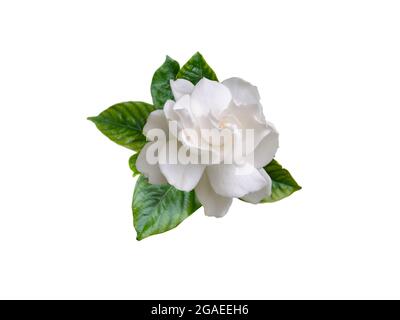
[
  {"x1": 176, "y1": 52, "x2": 218, "y2": 85},
  {"x1": 151, "y1": 56, "x2": 180, "y2": 108},
  {"x1": 88, "y1": 101, "x2": 155, "y2": 151},
  {"x1": 261, "y1": 159, "x2": 301, "y2": 203},
  {"x1": 128, "y1": 153, "x2": 140, "y2": 176},
  {"x1": 133, "y1": 175, "x2": 201, "y2": 240}
]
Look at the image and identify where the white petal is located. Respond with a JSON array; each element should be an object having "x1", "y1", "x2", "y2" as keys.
[
  {"x1": 159, "y1": 142, "x2": 206, "y2": 192},
  {"x1": 195, "y1": 172, "x2": 232, "y2": 217},
  {"x1": 220, "y1": 103, "x2": 269, "y2": 156},
  {"x1": 232, "y1": 102, "x2": 266, "y2": 125},
  {"x1": 240, "y1": 169, "x2": 272, "y2": 203},
  {"x1": 164, "y1": 100, "x2": 179, "y2": 122},
  {"x1": 173, "y1": 94, "x2": 194, "y2": 128},
  {"x1": 207, "y1": 163, "x2": 267, "y2": 198},
  {"x1": 163, "y1": 100, "x2": 182, "y2": 141},
  {"x1": 170, "y1": 79, "x2": 194, "y2": 101},
  {"x1": 222, "y1": 77, "x2": 260, "y2": 106},
  {"x1": 252, "y1": 122, "x2": 279, "y2": 168},
  {"x1": 136, "y1": 142, "x2": 168, "y2": 185},
  {"x1": 191, "y1": 78, "x2": 232, "y2": 118},
  {"x1": 143, "y1": 110, "x2": 169, "y2": 141}
]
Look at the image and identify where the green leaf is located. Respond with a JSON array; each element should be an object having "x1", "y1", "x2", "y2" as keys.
[
  {"x1": 176, "y1": 52, "x2": 218, "y2": 85},
  {"x1": 133, "y1": 175, "x2": 201, "y2": 240},
  {"x1": 88, "y1": 101, "x2": 155, "y2": 151},
  {"x1": 128, "y1": 153, "x2": 140, "y2": 176},
  {"x1": 151, "y1": 56, "x2": 180, "y2": 108},
  {"x1": 261, "y1": 159, "x2": 301, "y2": 203}
]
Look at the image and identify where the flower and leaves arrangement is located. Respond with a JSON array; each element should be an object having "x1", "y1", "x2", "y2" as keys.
[{"x1": 88, "y1": 52, "x2": 301, "y2": 240}]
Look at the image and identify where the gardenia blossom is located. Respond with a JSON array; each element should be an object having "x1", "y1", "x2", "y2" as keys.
[{"x1": 136, "y1": 77, "x2": 279, "y2": 217}]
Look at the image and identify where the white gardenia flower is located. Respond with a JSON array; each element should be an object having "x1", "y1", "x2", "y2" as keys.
[{"x1": 136, "y1": 77, "x2": 279, "y2": 217}]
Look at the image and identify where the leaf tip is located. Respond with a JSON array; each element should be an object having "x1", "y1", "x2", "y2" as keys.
[
  {"x1": 136, "y1": 233, "x2": 145, "y2": 241},
  {"x1": 293, "y1": 179, "x2": 302, "y2": 191},
  {"x1": 87, "y1": 116, "x2": 95, "y2": 122}
]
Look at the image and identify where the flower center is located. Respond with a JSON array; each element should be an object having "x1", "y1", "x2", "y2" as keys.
[{"x1": 217, "y1": 115, "x2": 239, "y2": 131}]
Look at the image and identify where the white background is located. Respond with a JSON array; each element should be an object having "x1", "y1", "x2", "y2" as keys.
[{"x1": 1, "y1": 0, "x2": 399, "y2": 299}]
